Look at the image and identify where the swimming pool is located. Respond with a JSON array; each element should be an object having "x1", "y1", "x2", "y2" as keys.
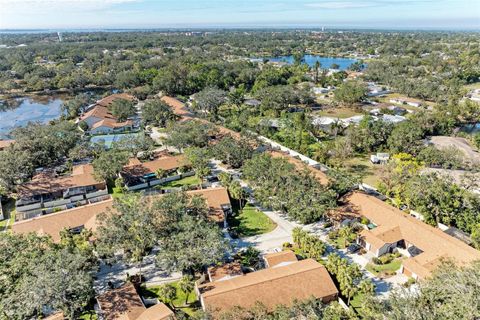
[{"x1": 90, "y1": 132, "x2": 141, "y2": 148}]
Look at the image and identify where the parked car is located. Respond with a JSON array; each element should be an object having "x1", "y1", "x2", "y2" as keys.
[{"x1": 347, "y1": 243, "x2": 361, "y2": 254}]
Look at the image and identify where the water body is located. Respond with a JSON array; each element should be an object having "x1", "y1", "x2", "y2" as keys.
[
  {"x1": 254, "y1": 55, "x2": 357, "y2": 70},
  {"x1": 0, "y1": 96, "x2": 64, "y2": 139}
]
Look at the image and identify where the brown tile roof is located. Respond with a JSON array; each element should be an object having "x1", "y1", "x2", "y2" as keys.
[
  {"x1": 348, "y1": 192, "x2": 480, "y2": 279},
  {"x1": 96, "y1": 93, "x2": 136, "y2": 108},
  {"x1": 122, "y1": 155, "x2": 187, "y2": 178},
  {"x1": 17, "y1": 164, "x2": 104, "y2": 198},
  {"x1": 160, "y1": 96, "x2": 241, "y2": 140},
  {"x1": 136, "y1": 303, "x2": 175, "y2": 320},
  {"x1": 264, "y1": 250, "x2": 298, "y2": 268},
  {"x1": 0, "y1": 139, "x2": 14, "y2": 150},
  {"x1": 11, "y1": 198, "x2": 113, "y2": 242},
  {"x1": 80, "y1": 105, "x2": 116, "y2": 122},
  {"x1": 199, "y1": 259, "x2": 338, "y2": 317},
  {"x1": 44, "y1": 312, "x2": 64, "y2": 320},
  {"x1": 187, "y1": 187, "x2": 231, "y2": 223},
  {"x1": 91, "y1": 118, "x2": 133, "y2": 129},
  {"x1": 80, "y1": 94, "x2": 136, "y2": 130},
  {"x1": 160, "y1": 96, "x2": 191, "y2": 117},
  {"x1": 146, "y1": 187, "x2": 231, "y2": 224},
  {"x1": 97, "y1": 283, "x2": 174, "y2": 320},
  {"x1": 208, "y1": 262, "x2": 243, "y2": 282},
  {"x1": 268, "y1": 151, "x2": 329, "y2": 185}
]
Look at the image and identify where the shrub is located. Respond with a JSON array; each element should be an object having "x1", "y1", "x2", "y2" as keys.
[
  {"x1": 360, "y1": 217, "x2": 370, "y2": 225},
  {"x1": 328, "y1": 230, "x2": 338, "y2": 240},
  {"x1": 378, "y1": 254, "x2": 395, "y2": 265},
  {"x1": 78, "y1": 121, "x2": 89, "y2": 131},
  {"x1": 283, "y1": 242, "x2": 293, "y2": 249}
]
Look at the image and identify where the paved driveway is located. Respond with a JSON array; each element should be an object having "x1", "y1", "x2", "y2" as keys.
[
  {"x1": 230, "y1": 207, "x2": 296, "y2": 253},
  {"x1": 94, "y1": 248, "x2": 181, "y2": 294}
]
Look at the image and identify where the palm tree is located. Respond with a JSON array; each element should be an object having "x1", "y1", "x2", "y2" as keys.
[
  {"x1": 155, "y1": 168, "x2": 166, "y2": 180},
  {"x1": 178, "y1": 275, "x2": 195, "y2": 306},
  {"x1": 358, "y1": 279, "x2": 375, "y2": 296},
  {"x1": 338, "y1": 226, "x2": 353, "y2": 248},
  {"x1": 314, "y1": 61, "x2": 321, "y2": 83},
  {"x1": 195, "y1": 166, "x2": 210, "y2": 190},
  {"x1": 229, "y1": 181, "x2": 246, "y2": 210},
  {"x1": 218, "y1": 172, "x2": 233, "y2": 189},
  {"x1": 157, "y1": 283, "x2": 177, "y2": 309}
]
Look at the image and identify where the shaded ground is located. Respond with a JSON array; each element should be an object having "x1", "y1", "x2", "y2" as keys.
[{"x1": 0, "y1": 199, "x2": 16, "y2": 231}]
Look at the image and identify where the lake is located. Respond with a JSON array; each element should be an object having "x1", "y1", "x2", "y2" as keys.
[
  {"x1": 0, "y1": 96, "x2": 64, "y2": 139},
  {"x1": 253, "y1": 55, "x2": 357, "y2": 70}
]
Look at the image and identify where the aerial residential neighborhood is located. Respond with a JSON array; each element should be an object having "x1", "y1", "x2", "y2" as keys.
[{"x1": 0, "y1": 1, "x2": 479, "y2": 319}]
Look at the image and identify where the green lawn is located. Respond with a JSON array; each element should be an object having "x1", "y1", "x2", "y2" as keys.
[
  {"x1": 366, "y1": 259, "x2": 402, "y2": 277},
  {"x1": 142, "y1": 281, "x2": 199, "y2": 317},
  {"x1": 161, "y1": 176, "x2": 201, "y2": 189},
  {"x1": 78, "y1": 311, "x2": 98, "y2": 320},
  {"x1": 315, "y1": 107, "x2": 363, "y2": 119},
  {"x1": 342, "y1": 155, "x2": 382, "y2": 187},
  {"x1": 0, "y1": 200, "x2": 16, "y2": 231},
  {"x1": 228, "y1": 203, "x2": 277, "y2": 238}
]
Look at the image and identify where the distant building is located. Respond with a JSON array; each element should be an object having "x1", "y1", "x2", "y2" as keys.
[
  {"x1": 367, "y1": 82, "x2": 390, "y2": 97},
  {"x1": 370, "y1": 153, "x2": 390, "y2": 164},
  {"x1": 389, "y1": 97, "x2": 422, "y2": 108}
]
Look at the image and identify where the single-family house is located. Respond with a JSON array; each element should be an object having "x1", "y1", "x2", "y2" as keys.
[
  {"x1": 389, "y1": 97, "x2": 422, "y2": 108},
  {"x1": 12, "y1": 198, "x2": 113, "y2": 242},
  {"x1": 347, "y1": 192, "x2": 480, "y2": 280},
  {"x1": 367, "y1": 83, "x2": 390, "y2": 97},
  {"x1": 97, "y1": 282, "x2": 175, "y2": 320},
  {"x1": 387, "y1": 105, "x2": 407, "y2": 116},
  {"x1": 381, "y1": 114, "x2": 407, "y2": 124},
  {"x1": 120, "y1": 154, "x2": 191, "y2": 191},
  {"x1": 16, "y1": 164, "x2": 109, "y2": 220},
  {"x1": 197, "y1": 255, "x2": 338, "y2": 318},
  {"x1": 370, "y1": 152, "x2": 390, "y2": 164}
]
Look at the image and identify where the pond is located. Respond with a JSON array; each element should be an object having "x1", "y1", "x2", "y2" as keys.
[
  {"x1": 252, "y1": 55, "x2": 357, "y2": 70},
  {"x1": 0, "y1": 96, "x2": 64, "y2": 139}
]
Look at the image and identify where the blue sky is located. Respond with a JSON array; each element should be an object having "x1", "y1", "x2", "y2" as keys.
[{"x1": 0, "y1": 0, "x2": 479, "y2": 30}]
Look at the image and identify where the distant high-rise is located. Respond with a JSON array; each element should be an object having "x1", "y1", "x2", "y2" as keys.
[{"x1": 57, "y1": 32, "x2": 63, "y2": 42}]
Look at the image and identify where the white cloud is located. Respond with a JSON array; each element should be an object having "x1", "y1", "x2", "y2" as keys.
[
  {"x1": 0, "y1": 0, "x2": 140, "y2": 11},
  {"x1": 306, "y1": 1, "x2": 374, "y2": 9}
]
